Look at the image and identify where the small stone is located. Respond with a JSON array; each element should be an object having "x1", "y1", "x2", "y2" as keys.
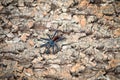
[
  {"x1": 114, "y1": 16, "x2": 120, "y2": 23},
  {"x1": 114, "y1": 28, "x2": 120, "y2": 37},
  {"x1": 18, "y1": 0, "x2": 24, "y2": 7},
  {"x1": 0, "y1": 5, "x2": 3, "y2": 10},
  {"x1": 13, "y1": 37, "x2": 20, "y2": 43},
  {"x1": 80, "y1": 52, "x2": 86, "y2": 58},
  {"x1": 114, "y1": 66, "x2": 120, "y2": 78},
  {"x1": 62, "y1": 7, "x2": 67, "y2": 12},
  {"x1": 26, "y1": 20, "x2": 34, "y2": 28},
  {"x1": 71, "y1": 33, "x2": 80, "y2": 42},
  {"x1": 104, "y1": 15, "x2": 113, "y2": 20},
  {"x1": 89, "y1": 61, "x2": 96, "y2": 67},
  {"x1": 89, "y1": 0, "x2": 102, "y2": 4},
  {"x1": 70, "y1": 63, "x2": 85, "y2": 73},
  {"x1": 87, "y1": 16, "x2": 97, "y2": 23},
  {"x1": 20, "y1": 33, "x2": 30, "y2": 42},
  {"x1": 78, "y1": 0, "x2": 88, "y2": 9},
  {"x1": 24, "y1": 68, "x2": 34, "y2": 76},
  {"x1": 62, "y1": 45, "x2": 69, "y2": 50},
  {"x1": 50, "y1": 64, "x2": 60, "y2": 71},
  {"x1": 1, "y1": 0, "x2": 13, "y2": 6},
  {"x1": 33, "y1": 32, "x2": 38, "y2": 37},
  {"x1": 4, "y1": 29, "x2": 10, "y2": 34},
  {"x1": 95, "y1": 12, "x2": 103, "y2": 18},
  {"x1": 43, "y1": 54, "x2": 57, "y2": 60},
  {"x1": 47, "y1": 59, "x2": 61, "y2": 64},
  {"x1": 102, "y1": 0, "x2": 114, "y2": 3},
  {"x1": 115, "y1": 2, "x2": 120, "y2": 13},
  {"x1": 12, "y1": 25, "x2": 18, "y2": 32},
  {"x1": 63, "y1": 0, "x2": 74, "y2": 8},
  {"x1": 6, "y1": 32, "x2": 14, "y2": 38},
  {"x1": 59, "y1": 13, "x2": 72, "y2": 20},
  {"x1": 73, "y1": 15, "x2": 80, "y2": 23},
  {"x1": 16, "y1": 66, "x2": 24, "y2": 73},
  {"x1": 42, "y1": 68, "x2": 57, "y2": 76},
  {"x1": 80, "y1": 15, "x2": 86, "y2": 27},
  {"x1": 59, "y1": 69, "x2": 72, "y2": 79},
  {"x1": 81, "y1": 57, "x2": 89, "y2": 65},
  {"x1": 44, "y1": 29, "x2": 49, "y2": 33},
  {"x1": 27, "y1": 39, "x2": 34, "y2": 46},
  {"x1": 46, "y1": 22, "x2": 52, "y2": 28},
  {"x1": 101, "y1": 4, "x2": 114, "y2": 15},
  {"x1": 24, "y1": 0, "x2": 34, "y2": 2},
  {"x1": 32, "y1": 56, "x2": 43, "y2": 63},
  {"x1": 108, "y1": 59, "x2": 120, "y2": 69}
]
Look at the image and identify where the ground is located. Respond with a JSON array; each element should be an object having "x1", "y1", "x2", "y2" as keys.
[{"x1": 0, "y1": 0, "x2": 120, "y2": 80}]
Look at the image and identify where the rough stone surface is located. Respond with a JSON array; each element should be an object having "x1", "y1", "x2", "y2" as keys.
[
  {"x1": 101, "y1": 4, "x2": 115, "y2": 15},
  {"x1": 0, "y1": 0, "x2": 120, "y2": 80}
]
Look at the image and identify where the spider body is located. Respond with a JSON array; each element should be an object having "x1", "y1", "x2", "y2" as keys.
[{"x1": 40, "y1": 30, "x2": 64, "y2": 54}]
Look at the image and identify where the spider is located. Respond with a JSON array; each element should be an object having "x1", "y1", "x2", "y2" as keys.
[{"x1": 40, "y1": 30, "x2": 65, "y2": 54}]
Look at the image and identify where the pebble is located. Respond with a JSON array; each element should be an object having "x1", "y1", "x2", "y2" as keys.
[
  {"x1": 20, "y1": 33, "x2": 30, "y2": 42},
  {"x1": 115, "y1": 2, "x2": 120, "y2": 13},
  {"x1": 0, "y1": 5, "x2": 3, "y2": 10},
  {"x1": 12, "y1": 25, "x2": 19, "y2": 32},
  {"x1": 73, "y1": 15, "x2": 80, "y2": 23},
  {"x1": 27, "y1": 39, "x2": 34, "y2": 46},
  {"x1": 13, "y1": 37, "x2": 20, "y2": 42},
  {"x1": 114, "y1": 28, "x2": 120, "y2": 37},
  {"x1": 80, "y1": 15, "x2": 86, "y2": 27},
  {"x1": 26, "y1": 20, "x2": 34, "y2": 28},
  {"x1": 1, "y1": 0, "x2": 120, "y2": 80},
  {"x1": 87, "y1": 16, "x2": 97, "y2": 23},
  {"x1": 18, "y1": 0, "x2": 24, "y2": 6},
  {"x1": 24, "y1": 68, "x2": 34, "y2": 76},
  {"x1": 59, "y1": 13, "x2": 72, "y2": 20},
  {"x1": 70, "y1": 63, "x2": 85, "y2": 73},
  {"x1": 6, "y1": 32, "x2": 14, "y2": 38},
  {"x1": 1, "y1": 0, "x2": 13, "y2": 6},
  {"x1": 101, "y1": 4, "x2": 115, "y2": 15},
  {"x1": 49, "y1": 64, "x2": 61, "y2": 71}
]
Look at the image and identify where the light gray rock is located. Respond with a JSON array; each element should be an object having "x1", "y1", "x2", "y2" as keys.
[
  {"x1": 87, "y1": 16, "x2": 97, "y2": 23},
  {"x1": 6, "y1": 32, "x2": 14, "y2": 38},
  {"x1": 102, "y1": 4, "x2": 115, "y2": 15}
]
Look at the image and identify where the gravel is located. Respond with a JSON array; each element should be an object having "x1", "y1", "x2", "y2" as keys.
[{"x1": 0, "y1": 0, "x2": 120, "y2": 80}]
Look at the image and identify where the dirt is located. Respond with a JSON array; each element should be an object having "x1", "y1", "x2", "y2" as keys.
[{"x1": 0, "y1": 0, "x2": 120, "y2": 80}]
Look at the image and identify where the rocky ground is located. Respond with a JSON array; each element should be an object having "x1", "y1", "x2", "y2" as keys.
[{"x1": 0, "y1": 0, "x2": 120, "y2": 80}]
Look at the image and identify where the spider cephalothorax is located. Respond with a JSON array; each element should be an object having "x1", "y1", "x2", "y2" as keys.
[{"x1": 40, "y1": 30, "x2": 65, "y2": 54}]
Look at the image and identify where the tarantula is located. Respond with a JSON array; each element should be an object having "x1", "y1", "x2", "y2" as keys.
[{"x1": 40, "y1": 30, "x2": 65, "y2": 54}]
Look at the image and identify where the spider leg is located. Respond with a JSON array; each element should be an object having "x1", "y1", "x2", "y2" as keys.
[
  {"x1": 40, "y1": 38, "x2": 50, "y2": 41},
  {"x1": 56, "y1": 37, "x2": 65, "y2": 42},
  {"x1": 46, "y1": 33, "x2": 52, "y2": 39},
  {"x1": 54, "y1": 43, "x2": 59, "y2": 53},
  {"x1": 45, "y1": 46, "x2": 51, "y2": 54},
  {"x1": 52, "y1": 30, "x2": 58, "y2": 39},
  {"x1": 45, "y1": 49, "x2": 50, "y2": 54},
  {"x1": 40, "y1": 42, "x2": 48, "y2": 47},
  {"x1": 52, "y1": 45, "x2": 55, "y2": 54}
]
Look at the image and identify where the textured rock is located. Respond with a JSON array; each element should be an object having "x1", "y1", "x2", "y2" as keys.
[
  {"x1": 101, "y1": 4, "x2": 115, "y2": 15},
  {"x1": 20, "y1": 33, "x2": 30, "y2": 42},
  {"x1": 70, "y1": 63, "x2": 85, "y2": 73},
  {"x1": 114, "y1": 28, "x2": 120, "y2": 37},
  {"x1": 0, "y1": 0, "x2": 120, "y2": 80},
  {"x1": 87, "y1": 15, "x2": 97, "y2": 23},
  {"x1": 115, "y1": 2, "x2": 120, "y2": 13},
  {"x1": 1, "y1": 0, "x2": 13, "y2": 6}
]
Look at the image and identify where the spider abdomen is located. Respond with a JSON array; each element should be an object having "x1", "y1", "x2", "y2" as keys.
[{"x1": 52, "y1": 36, "x2": 60, "y2": 41}]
